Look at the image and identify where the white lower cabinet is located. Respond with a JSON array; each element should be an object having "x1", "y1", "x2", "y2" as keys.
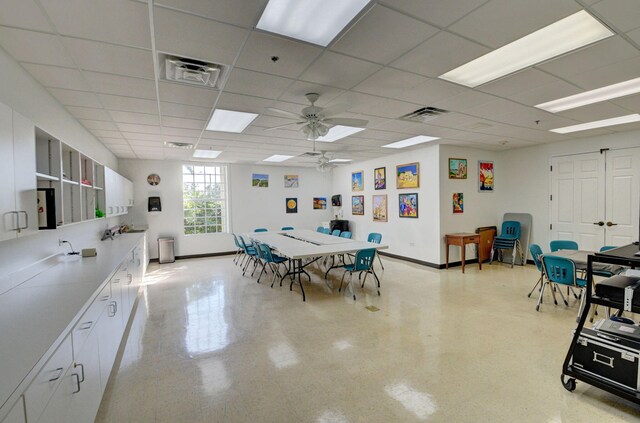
[{"x1": 0, "y1": 397, "x2": 25, "y2": 423}]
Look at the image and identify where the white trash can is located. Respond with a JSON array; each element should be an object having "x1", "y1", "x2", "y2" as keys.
[{"x1": 158, "y1": 237, "x2": 175, "y2": 264}]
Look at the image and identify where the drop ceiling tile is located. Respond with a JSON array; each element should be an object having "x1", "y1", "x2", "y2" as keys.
[
  {"x1": 83, "y1": 71, "x2": 156, "y2": 99},
  {"x1": 160, "y1": 136, "x2": 199, "y2": 145},
  {"x1": 153, "y1": 6, "x2": 248, "y2": 65},
  {"x1": 66, "y1": 106, "x2": 112, "y2": 121},
  {"x1": 279, "y1": 82, "x2": 345, "y2": 106},
  {"x1": 99, "y1": 137, "x2": 127, "y2": 144},
  {"x1": 79, "y1": 119, "x2": 119, "y2": 131},
  {"x1": 299, "y1": 51, "x2": 382, "y2": 90},
  {"x1": 591, "y1": 0, "x2": 640, "y2": 32},
  {"x1": 537, "y1": 36, "x2": 639, "y2": 81},
  {"x1": 249, "y1": 115, "x2": 296, "y2": 129},
  {"x1": 39, "y1": 0, "x2": 151, "y2": 48},
  {"x1": 628, "y1": 27, "x2": 640, "y2": 45},
  {"x1": 215, "y1": 92, "x2": 275, "y2": 114},
  {"x1": 0, "y1": 28, "x2": 73, "y2": 67},
  {"x1": 235, "y1": 32, "x2": 322, "y2": 79},
  {"x1": 448, "y1": 0, "x2": 580, "y2": 48},
  {"x1": 22, "y1": 63, "x2": 92, "y2": 91},
  {"x1": 567, "y1": 56, "x2": 640, "y2": 91},
  {"x1": 158, "y1": 81, "x2": 217, "y2": 107},
  {"x1": 0, "y1": 0, "x2": 51, "y2": 31},
  {"x1": 391, "y1": 31, "x2": 489, "y2": 78},
  {"x1": 162, "y1": 116, "x2": 205, "y2": 130},
  {"x1": 357, "y1": 71, "x2": 467, "y2": 105},
  {"x1": 352, "y1": 68, "x2": 427, "y2": 99},
  {"x1": 49, "y1": 88, "x2": 102, "y2": 109},
  {"x1": 493, "y1": 108, "x2": 577, "y2": 131},
  {"x1": 611, "y1": 93, "x2": 640, "y2": 113},
  {"x1": 430, "y1": 90, "x2": 497, "y2": 112},
  {"x1": 63, "y1": 38, "x2": 154, "y2": 79},
  {"x1": 109, "y1": 110, "x2": 160, "y2": 126},
  {"x1": 99, "y1": 94, "x2": 159, "y2": 114},
  {"x1": 90, "y1": 129, "x2": 124, "y2": 138},
  {"x1": 478, "y1": 68, "x2": 563, "y2": 98},
  {"x1": 116, "y1": 123, "x2": 161, "y2": 134},
  {"x1": 155, "y1": 0, "x2": 265, "y2": 28},
  {"x1": 509, "y1": 80, "x2": 582, "y2": 107},
  {"x1": 224, "y1": 68, "x2": 293, "y2": 99},
  {"x1": 379, "y1": 0, "x2": 489, "y2": 27},
  {"x1": 162, "y1": 127, "x2": 203, "y2": 137},
  {"x1": 121, "y1": 132, "x2": 161, "y2": 141},
  {"x1": 464, "y1": 98, "x2": 533, "y2": 120},
  {"x1": 160, "y1": 102, "x2": 211, "y2": 120},
  {"x1": 331, "y1": 91, "x2": 420, "y2": 119},
  {"x1": 331, "y1": 5, "x2": 438, "y2": 65}
]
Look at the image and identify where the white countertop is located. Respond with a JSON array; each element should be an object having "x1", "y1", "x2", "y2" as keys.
[{"x1": 0, "y1": 234, "x2": 144, "y2": 412}]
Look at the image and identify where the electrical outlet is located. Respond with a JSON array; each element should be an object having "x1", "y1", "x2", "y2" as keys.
[
  {"x1": 409, "y1": 242, "x2": 415, "y2": 247},
  {"x1": 58, "y1": 239, "x2": 65, "y2": 246}
]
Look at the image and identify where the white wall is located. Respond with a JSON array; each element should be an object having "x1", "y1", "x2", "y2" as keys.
[
  {"x1": 119, "y1": 160, "x2": 333, "y2": 259},
  {"x1": 439, "y1": 145, "x2": 502, "y2": 263},
  {"x1": 331, "y1": 145, "x2": 441, "y2": 264},
  {"x1": 500, "y1": 129, "x2": 640, "y2": 250}
]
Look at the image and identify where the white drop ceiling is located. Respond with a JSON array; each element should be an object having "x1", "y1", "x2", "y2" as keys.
[{"x1": 1, "y1": 0, "x2": 640, "y2": 166}]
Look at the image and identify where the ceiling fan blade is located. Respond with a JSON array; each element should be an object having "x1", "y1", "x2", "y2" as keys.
[
  {"x1": 322, "y1": 118, "x2": 368, "y2": 127},
  {"x1": 319, "y1": 103, "x2": 350, "y2": 118},
  {"x1": 263, "y1": 121, "x2": 305, "y2": 131},
  {"x1": 264, "y1": 107, "x2": 304, "y2": 120}
]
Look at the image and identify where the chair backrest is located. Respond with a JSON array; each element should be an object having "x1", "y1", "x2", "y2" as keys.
[
  {"x1": 238, "y1": 235, "x2": 253, "y2": 254},
  {"x1": 340, "y1": 231, "x2": 352, "y2": 239},
  {"x1": 500, "y1": 221, "x2": 521, "y2": 239},
  {"x1": 600, "y1": 245, "x2": 617, "y2": 252},
  {"x1": 316, "y1": 226, "x2": 324, "y2": 232},
  {"x1": 529, "y1": 244, "x2": 543, "y2": 271},
  {"x1": 281, "y1": 226, "x2": 294, "y2": 231},
  {"x1": 331, "y1": 229, "x2": 341, "y2": 236},
  {"x1": 368, "y1": 232, "x2": 382, "y2": 244},
  {"x1": 550, "y1": 240, "x2": 578, "y2": 252},
  {"x1": 542, "y1": 256, "x2": 576, "y2": 286},
  {"x1": 258, "y1": 243, "x2": 275, "y2": 263},
  {"x1": 254, "y1": 228, "x2": 267, "y2": 232},
  {"x1": 252, "y1": 240, "x2": 263, "y2": 259},
  {"x1": 232, "y1": 233, "x2": 241, "y2": 248},
  {"x1": 353, "y1": 249, "x2": 376, "y2": 271},
  {"x1": 321, "y1": 228, "x2": 331, "y2": 235}
]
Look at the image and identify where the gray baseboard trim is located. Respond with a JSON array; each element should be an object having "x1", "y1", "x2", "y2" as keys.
[{"x1": 149, "y1": 250, "x2": 235, "y2": 263}]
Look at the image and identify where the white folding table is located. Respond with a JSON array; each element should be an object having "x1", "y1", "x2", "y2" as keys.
[{"x1": 248, "y1": 230, "x2": 388, "y2": 301}]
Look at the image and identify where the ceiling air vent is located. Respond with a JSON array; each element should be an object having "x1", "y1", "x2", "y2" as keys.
[
  {"x1": 162, "y1": 54, "x2": 226, "y2": 89},
  {"x1": 399, "y1": 106, "x2": 449, "y2": 123},
  {"x1": 164, "y1": 141, "x2": 194, "y2": 149}
]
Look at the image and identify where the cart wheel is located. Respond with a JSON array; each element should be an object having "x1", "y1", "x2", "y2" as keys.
[{"x1": 561, "y1": 375, "x2": 576, "y2": 392}]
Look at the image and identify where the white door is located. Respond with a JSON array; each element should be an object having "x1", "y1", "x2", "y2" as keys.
[
  {"x1": 605, "y1": 148, "x2": 640, "y2": 246},
  {"x1": 551, "y1": 152, "x2": 606, "y2": 251}
]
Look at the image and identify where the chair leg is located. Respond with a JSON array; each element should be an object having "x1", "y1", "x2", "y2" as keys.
[
  {"x1": 536, "y1": 280, "x2": 547, "y2": 311},
  {"x1": 528, "y1": 273, "x2": 543, "y2": 298},
  {"x1": 510, "y1": 245, "x2": 516, "y2": 268},
  {"x1": 257, "y1": 261, "x2": 266, "y2": 283},
  {"x1": 377, "y1": 253, "x2": 384, "y2": 270},
  {"x1": 339, "y1": 270, "x2": 347, "y2": 292},
  {"x1": 349, "y1": 272, "x2": 356, "y2": 301},
  {"x1": 555, "y1": 284, "x2": 568, "y2": 306},
  {"x1": 549, "y1": 282, "x2": 559, "y2": 305},
  {"x1": 489, "y1": 245, "x2": 495, "y2": 264}
]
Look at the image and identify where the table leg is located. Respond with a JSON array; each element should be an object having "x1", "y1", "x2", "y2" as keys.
[
  {"x1": 297, "y1": 259, "x2": 306, "y2": 302},
  {"x1": 446, "y1": 241, "x2": 450, "y2": 270},
  {"x1": 477, "y1": 242, "x2": 482, "y2": 270},
  {"x1": 461, "y1": 243, "x2": 466, "y2": 273}
]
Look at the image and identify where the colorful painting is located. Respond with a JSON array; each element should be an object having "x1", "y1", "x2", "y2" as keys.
[
  {"x1": 313, "y1": 197, "x2": 327, "y2": 210},
  {"x1": 449, "y1": 158, "x2": 467, "y2": 179},
  {"x1": 352, "y1": 195, "x2": 364, "y2": 215},
  {"x1": 399, "y1": 193, "x2": 418, "y2": 218},
  {"x1": 284, "y1": 174, "x2": 299, "y2": 188},
  {"x1": 286, "y1": 198, "x2": 297, "y2": 214},
  {"x1": 374, "y1": 167, "x2": 386, "y2": 190},
  {"x1": 453, "y1": 193, "x2": 464, "y2": 214},
  {"x1": 396, "y1": 162, "x2": 419, "y2": 189},
  {"x1": 252, "y1": 173, "x2": 268, "y2": 187},
  {"x1": 352, "y1": 171, "x2": 364, "y2": 191},
  {"x1": 372, "y1": 195, "x2": 387, "y2": 222},
  {"x1": 478, "y1": 161, "x2": 494, "y2": 192}
]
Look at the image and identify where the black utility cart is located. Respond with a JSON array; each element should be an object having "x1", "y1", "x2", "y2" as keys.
[{"x1": 561, "y1": 243, "x2": 640, "y2": 403}]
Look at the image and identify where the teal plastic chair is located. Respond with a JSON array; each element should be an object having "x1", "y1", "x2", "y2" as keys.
[
  {"x1": 316, "y1": 226, "x2": 324, "y2": 232},
  {"x1": 339, "y1": 248, "x2": 379, "y2": 300},
  {"x1": 593, "y1": 246, "x2": 618, "y2": 278},
  {"x1": 550, "y1": 240, "x2": 578, "y2": 252},
  {"x1": 231, "y1": 234, "x2": 244, "y2": 265},
  {"x1": 331, "y1": 229, "x2": 341, "y2": 236},
  {"x1": 257, "y1": 243, "x2": 288, "y2": 287},
  {"x1": 599, "y1": 245, "x2": 617, "y2": 252},
  {"x1": 321, "y1": 227, "x2": 331, "y2": 235},
  {"x1": 238, "y1": 236, "x2": 258, "y2": 276},
  {"x1": 527, "y1": 244, "x2": 547, "y2": 310},
  {"x1": 282, "y1": 226, "x2": 294, "y2": 231},
  {"x1": 490, "y1": 221, "x2": 523, "y2": 268},
  {"x1": 368, "y1": 233, "x2": 384, "y2": 270},
  {"x1": 254, "y1": 228, "x2": 268, "y2": 232},
  {"x1": 339, "y1": 231, "x2": 352, "y2": 239},
  {"x1": 542, "y1": 255, "x2": 588, "y2": 319}
]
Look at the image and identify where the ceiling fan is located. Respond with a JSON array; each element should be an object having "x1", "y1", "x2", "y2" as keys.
[{"x1": 264, "y1": 92, "x2": 368, "y2": 140}]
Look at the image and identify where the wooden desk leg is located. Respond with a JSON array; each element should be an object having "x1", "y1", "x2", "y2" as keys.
[
  {"x1": 477, "y1": 242, "x2": 482, "y2": 270},
  {"x1": 446, "y1": 242, "x2": 450, "y2": 270},
  {"x1": 461, "y1": 243, "x2": 466, "y2": 273}
]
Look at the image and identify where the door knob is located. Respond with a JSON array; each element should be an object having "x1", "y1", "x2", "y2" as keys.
[
  {"x1": 606, "y1": 221, "x2": 617, "y2": 227},
  {"x1": 593, "y1": 221, "x2": 604, "y2": 226}
]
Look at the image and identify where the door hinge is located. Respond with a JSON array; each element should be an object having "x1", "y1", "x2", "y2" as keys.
[
  {"x1": 550, "y1": 194, "x2": 552, "y2": 201},
  {"x1": 550, "y1": 165, "x2": 553, "y2": 172},
  {"x1": 550, "y1": 224, "x2": 553, "y2": 230},
  {"x1": 600, "y1": 148, "x2": 610, "y2": 154}
]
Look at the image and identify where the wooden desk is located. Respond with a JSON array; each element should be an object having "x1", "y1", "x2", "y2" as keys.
[{"x1": 445, "y1": 233, "x2": 481, "y2": 273}]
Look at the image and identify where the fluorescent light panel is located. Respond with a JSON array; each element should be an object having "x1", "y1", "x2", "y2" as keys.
[
  {"x1": 316, "y1": 125, "x2": 365, "y2": 142},
  {"x1": 193, "y1": 149, "x2": 222, "y2": 158},
  {"x1": 263, "y1": 154, "x2": 293, "y2": 162},
  {"x1": 536, "y1": 77, "x2": 640, "y2": 113},
  {"x1": 256, "y1": 0, "x2": 370, "y2": 46},
  {"x1": 329, "y1": 158, "x2": 352, "y2": 163},
  {"x1": 550, "y1": 114, "x2": 640, "y2": 134},
  {"x1": 206, "y1": 109, "x2": 258, "y2": 133},
  {"x1": 439, "y1": 11, "x2": 613, "y2": 88},
  {"x1": 382, "y1": 135, "x2": 439, "y2": 149}
]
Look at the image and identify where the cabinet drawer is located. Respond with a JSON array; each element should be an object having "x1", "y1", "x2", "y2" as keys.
[
  {"x1": 72, "y1": 283, "x2": 110, "y2": 353},
  {"x1": 23, "y1": 334, "x2": 72, "y2": 423}
]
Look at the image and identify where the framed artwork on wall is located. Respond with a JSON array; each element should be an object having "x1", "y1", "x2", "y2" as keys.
[
  {"x1": 374, "y1": 167, "x2": 386, "y2": 190},
  {"x1": 372, "y1": 195, "x2": 387, "y2": 222},
  {"x1": 352, "y1": 195, "x2": 364, "y2": 215},
  {"x1": 286, "y1": 198, "x2": 297, "y2": 213},
  {"x1": 313, "y1": 197, "x2": 327, "y2": 209},
  {"x1": 252, "y1": 173, "x2": 269, "y2": 187},
  {"x1": 284, "y1": 174, "x2": 299, "y2": 188},
  {"x1": 478, "y1": 161, "x2": 494, "y2": 192},
  {"x1": 453, "y1": 193, "x2": 463, "y2": 214},
  {"x1": 399, "y1": 193, "x2": 418, "y2": 218},
  {"x1": 448, "y1": 158, "x2": 467, "y2": 179},
  {"x1": 396, "y1": 162, "x2": 419, "y2": 189},
  {"x1": 352, "y1": 171, "x2": 364, "y2": 191}
]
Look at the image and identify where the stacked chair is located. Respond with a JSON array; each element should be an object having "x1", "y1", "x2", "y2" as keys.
[{"x1": 490, "y1": 220, "x2": 523, "y2": 268}]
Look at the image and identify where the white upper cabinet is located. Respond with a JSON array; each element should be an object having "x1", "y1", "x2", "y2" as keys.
[
  {"x1": 104, "y1": 167, "x2": 133, "y2": 217},
  {"x1": 0, "y1": 102, "x2": 16, "y2": 242}
]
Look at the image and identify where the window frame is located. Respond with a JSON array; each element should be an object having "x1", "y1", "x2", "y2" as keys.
[{"x1": 182, "y1": 163, "x2": 229, "y2": 236}]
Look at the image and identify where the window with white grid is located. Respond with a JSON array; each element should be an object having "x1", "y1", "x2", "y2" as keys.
[{"x1": 182, "y1": 164, "x2": 228, "y2": 235}]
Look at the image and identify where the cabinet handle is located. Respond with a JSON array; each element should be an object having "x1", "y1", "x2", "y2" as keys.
[
  {"x1": 75, "y1": 362, "x2": 85, "y2": 383},
  {"x1": 112, "y1": 278, "x2": 120, "y2": 284},
  {"x1": 108, "y1": 301, "x2": 117, "y2": 317},
  {"x1": 49, "y1": 367, "x2": 64, "y2": 382},
  {"x1": 8, "y1": 211, "x2": 19, "y2": 231},
  {"x1": 128, "y1": 274, "x2": 132, "y2": 284},
  {"x1": 72, "y1": 373, "x2": 81, "y2": 394},
  {"x1": 99, "y1": 295, "x2": 109, "y2": 301},
  {"x1": 78, "y1": 321, "x2": 93, "y2": 330},
  {"x1": 18, "y1": 211, "x2": 28, "y2": 229}
]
